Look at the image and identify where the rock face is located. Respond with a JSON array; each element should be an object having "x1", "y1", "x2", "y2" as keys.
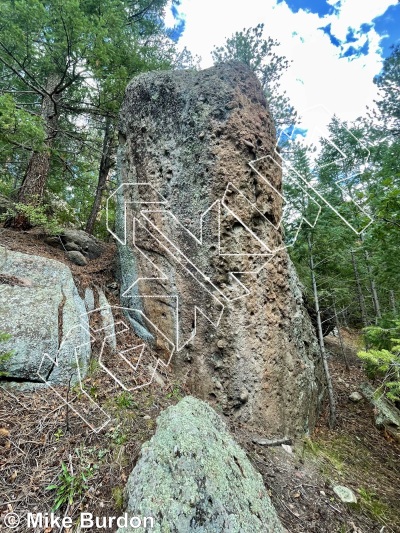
[
  {"x1": 116, "y1": 62, "x2": 322, "y2": 436},
  {"x1": 360, "y1": 382, "x2": 400, "y2": 441},
  {"x1": 118, "y1": 396, "x2": 284, "y2": 533},
  {"x1": 0, "y1": 249, "x2": 90, "y2": 386},
  {"x1": 97, "y1": 288, "x2": 117, "y2": 351}
]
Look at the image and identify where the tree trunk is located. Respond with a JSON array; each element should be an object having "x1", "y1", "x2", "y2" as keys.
[
  {"x1": 390, "y1": 290, "x2": 397, "y2": 315},
  {"x1": 11, "y1": 74, "x2": 61, "y2": 228},
  {"x1": 85, "y1": 118, "x2": 115, "y2": 235},
  {"x1": 308, "y1": 233, "x2": 336, "y2": 428},
  {"x1": 333, "y1": 297, "x2": 349, "y2": 371},
  {"x1": 364, "y1": 249, "x2": 382, "y2": 322},
  {"x1": 351, "y1": 250, "x2": 368, "y2": 327},
  {"x1": 359, "y1": 234, "x2": 381, "y2": 322},
  {"x1": 18, "y1": 151, "x2": 51, "y2": 206}
]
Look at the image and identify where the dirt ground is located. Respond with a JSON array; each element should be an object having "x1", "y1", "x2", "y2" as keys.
[
  {"x1": 238, "y1": 338, "x2": 400, "y2": 533},
  {"x1": 1, "y1": 229, "x2": 399, "y2": 532}
]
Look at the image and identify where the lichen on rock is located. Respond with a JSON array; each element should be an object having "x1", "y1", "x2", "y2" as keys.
[
  {"x1": 118, "y1": 396, "x2": 284, "y2": 533},
  {"x1": 0, "y1": 249, "x2": 90, "y2": 387}
]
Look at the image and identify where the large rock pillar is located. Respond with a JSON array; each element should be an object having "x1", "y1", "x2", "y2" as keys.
[{"x1": 115, "y1": 62, "x2": 322, "y2": 437}]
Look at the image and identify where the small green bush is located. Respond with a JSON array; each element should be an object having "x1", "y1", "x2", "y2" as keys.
[
  {"x1": 362, "y1": 322, "x2": 400, "y2": 351},
  {"x1": 115, "y1": 391, "x2": 137, "y2": 409},
  {"x1": 358, "y1": 320, "x2": 400, "y2": 403},
  {"x1": 46, "y1": 461, "x2": 94, "y2": 511},
  {"x1": 1, "y1": 200, "x2": 61, "y2": 235}
]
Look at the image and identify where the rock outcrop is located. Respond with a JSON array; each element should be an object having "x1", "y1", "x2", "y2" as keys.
[
  {"x1": 0, "y1": 248, "x2": 90, "y2": 387},
  {"x1": 360, "y1": 382, "x2": 400, "y2": 441},
  {"x1": 118, "y1": 396, "x2": 284, "y2": 533},
  {"x1": 61, "y1": 229, "x2": 103, "y2": 259},
  {"x1": 97, "y1": 288, "x2": 117, "y2": 351},
  {"x1": 115, "y1": 62, "x2": 322, "y2": 436},
  {"x1": 45, "y1": 228, "x2": 103, "y2": 264},
  {"x1": 66, "y1": 250, "x2": 87, "y2": 266}
]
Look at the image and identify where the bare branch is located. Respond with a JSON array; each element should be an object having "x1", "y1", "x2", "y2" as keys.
[{"x1": 127, "y1": 0, "x2": 159, "y2": 22}]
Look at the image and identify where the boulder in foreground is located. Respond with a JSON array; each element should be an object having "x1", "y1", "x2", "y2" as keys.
[{"x1": 118, "y1": 396, "x2": 284, "y2": 533}]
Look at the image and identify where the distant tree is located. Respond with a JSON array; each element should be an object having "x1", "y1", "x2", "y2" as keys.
[{"x1": 358, "y1": 320, "x2": 400, "y2": 405}]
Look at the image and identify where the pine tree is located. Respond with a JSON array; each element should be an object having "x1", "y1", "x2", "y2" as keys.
[{"x1": 0, "y1": 0, "x2": 174, "y2": 228}]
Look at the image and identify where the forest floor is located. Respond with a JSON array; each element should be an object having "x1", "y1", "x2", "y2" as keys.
[
  {"x1": 236, "y1": 330, "x2": 400, "y2": 533},
  {"x1": 1, "y1": 228, "x2": 400, "y2": 533}
]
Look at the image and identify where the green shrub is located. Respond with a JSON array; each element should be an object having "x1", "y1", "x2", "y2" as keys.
[
  {"x1": 0, "y1": 200, "x2": 61, "y2": 235},
  {"x1": 112, "y1": 486, "x2": 125, "y2": 511},
  {"x1": 362, "y1": 321, "x2": 400, "y2": 351},
  {"x1": 46, "y1": 461, "x2": 94, "y2": 511},
  {"x1": 115, "y1": 391, "x2": 137, "y2": 409},
  {"x1": 358, "y1": 320, "x2": 400, "y2": 403}
]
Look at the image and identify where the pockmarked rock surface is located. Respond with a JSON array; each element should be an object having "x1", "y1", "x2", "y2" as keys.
[
  {"x1": 116, "y1": 62, "x2": 322, "y2": 436},
  {"x1": 0, "y1": 248, "x2": 90, "y2": 387},
  {"x1": 118, "y1": 396, "x2": 284, "y2": 533}
]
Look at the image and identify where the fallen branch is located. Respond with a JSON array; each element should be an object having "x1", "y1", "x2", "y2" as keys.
[{"x1": 252, "y1": 436, "x2": 292, "y2": 447}]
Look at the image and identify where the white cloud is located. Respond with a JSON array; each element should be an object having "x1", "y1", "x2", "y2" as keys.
[
  {"x1": 175, "y1": 0, "x2": 397, "y2": 143},
  {"x1": 329, "y1": 0, "x2": 396, "y2": 40},
  {"x1": 164, "y1": 1, "x2": 177, "y2": 29}
]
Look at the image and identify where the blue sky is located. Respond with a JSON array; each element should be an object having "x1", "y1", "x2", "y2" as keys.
[
  {"x1": 277, "y1": 0, "x2": 339, "y2": 17},
  {"x1": 372, "y1": 2, "x2": 400, "y2": 57},
  {"x1": 166, "y1": 0, "x2": 399, "y2": 145}
]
